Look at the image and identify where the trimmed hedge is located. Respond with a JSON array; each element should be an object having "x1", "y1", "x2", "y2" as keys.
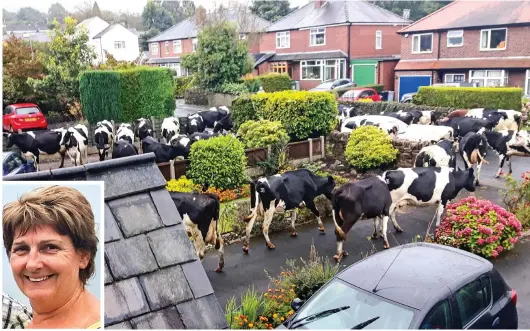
[
  {"x1": 174, "y1": 76, "x2": 193, "y2": 98},
  {"x1": 231, "y1": 95, "x2": 259, "y2": 130},
  {"x1": 339, "y1": 101, "x2": 456, "y2": 117},
  {"x1": 259, "y1": 73, "x2": 291, "y2": 92},
  {"x1": 241, "y1": 76, "x2": 261, "y2": 93},
  {"x1": 413, "y1": 86, "x2": 523, "y2": 110},
  {"x1": 345, "y1": 126, "x2": 398, "y2": 171},
  {"x1": 237, "y1": 119, "x2": 289, "y2": 149},
  {"x1": 80, "y1": 67, "x2": 174, "y2": 124}
]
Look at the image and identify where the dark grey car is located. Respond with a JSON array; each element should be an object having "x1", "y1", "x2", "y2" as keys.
[{"x1": 278, "y1": 243, "x2": 518, "y2": 329}]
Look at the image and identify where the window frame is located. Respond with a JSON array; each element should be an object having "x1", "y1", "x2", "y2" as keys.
[
  {"x1": 114, "y1": 41, "x2": 125, "y2": 49},
  {"x1": 525, "y1": 69, "x2": 530, "y2": 96},
  {"x1": 469, "y1": 69, "x2": 507, "y2": 87},
  {"x1": 300, "y1": 59, "x2": 346, "y2": 81},
  {"x1": 454, "y1": 279, "x2": 491, "y2": 328},
  {"x1": 444, "y1": 74, "x2": 465, "y2": 83},
  {"x1": 173, "y1": 40, "x2": 182, "y2": 53},
  {"x1": 276, "y1": 31, "x2": 290, "y2": 49},
  {"x1": 420, "y1": 299, "x2": 453, "y2": 329},
  {"x1": 151, "y1": 42, "x2": 159, "y2": 55},
  {"x1": 309, "y1": 28, "x2": 325, "y2": 46},
  {"x1": 269, "y1": 62, "x2": 289, "y2": 75},
  {"x1": 411, "y1": 33, "x2": 434, "y2": 54},
  {"x1": 192, "y1": 38, "x2": 198, "y2": 52},
  {"x1": 447, "y1": 30, "x2": 463, "y2": 47},
  {"x1": 480, "y1": 28, "x2": 507, "y2": 51},
  {"x1": 376, "y1": 30, "x2": 382, "y2": 49}
]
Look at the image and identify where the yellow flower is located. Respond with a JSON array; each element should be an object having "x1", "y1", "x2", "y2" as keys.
[
  {"x1": 249, "y1": 323, "x2": 254, "y2": 328},
  {"x1": 234, "y1": 316, "x2": 239, "y2": 321},
  {"x1": 288, "y1": 310, "x2": 294, "y2": 315},
  {"x1": 290, "y1": 289, "x2": 294, "y2": 292},
  {"x1": 264, "y1": 293, "x2": 268, "y2": 297},
  {"x1": 281, "y1": 317, "x2": 285, "y2": 321},
  {"x1": 273, "y1": 313, "x2": 278, "y2": 319}
]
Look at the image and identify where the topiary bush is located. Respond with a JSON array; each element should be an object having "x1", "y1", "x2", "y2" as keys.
[
  {"x1": 237, "y1": 120, "x2": 289, "y2": 149},
  {"x1": 188, "y1": 135, "x2": 247, "y2": 190},
  {"x1": 259, "y1": 73, "x2": 291, "y2": 92},
  {"x1": 345, "y1": 126, "x2": 398, "y2": 171},
  {"x1": 435, "y1": 196, "x2": 523, "y2": 258}
]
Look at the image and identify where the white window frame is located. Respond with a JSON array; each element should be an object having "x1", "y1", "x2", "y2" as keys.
[
  {"x1": 192, "y1": 38, "x2": 198, "y2": 52},
  {"x1": 300, "y1": 59, "x2": 346, "y2": 81},
  {"x1": 444, "y1": 74, "x2": 465, "y2": 83},
  {"x1": 309, "y1": 28, "x2": 325, "y2": 46},
  {"x1": 525, "y1": 69, "x2": 530, "y2": 96},
  {"x1": 114, "y1": 41, "x2": 125, "y2": 49},
  {"x1": 165, "y1": 41, "x2": 169, "y2": 54},
  {"x1": 411, "y1": 33, "x2": 433, "y2": 54},
  {"x1": 447, "y1": 30, "x2": 463, "y2": 47},
  {"x1": 376, "y1": 30, "x2": 382, "y2": 49},
  {"x1": 468, "y1": 70, "x2": 507, "y2": 87},
  {"x1": 480, "y1": 28, "x2": 507, "y2": 51},
  {"x1": 173, "y1": 40, "x2": 182, "y2": 53},
  {"x1": 151, "y1": 42, "x2": 159, "y2": 55},
  {"x1": 276, "y1": 31, "x2": 290, "y2": 49}
]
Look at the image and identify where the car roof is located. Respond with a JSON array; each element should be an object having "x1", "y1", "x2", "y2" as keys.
[
  {"x1": 337, "y1": 242, "x2": 491, "y2": 310},
  {"x1": 10, "y1": 103, "x2": 39, "y2": 108}
]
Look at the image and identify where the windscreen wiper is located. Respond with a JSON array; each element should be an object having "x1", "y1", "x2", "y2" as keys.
[
  {"x1": 351, "y1": 316, "x2": 380, "y2": 329},
  {"x1": 288, "y1": 306, "x2": 350, "y2": 329}
]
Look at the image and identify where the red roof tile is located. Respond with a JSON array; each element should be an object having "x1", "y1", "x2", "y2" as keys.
[{"x1": 395, "y1": 58, "x2": 530, "y2": 70}]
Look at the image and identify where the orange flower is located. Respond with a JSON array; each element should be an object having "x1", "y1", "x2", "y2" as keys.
[
  {"x1": 248, "y1": 323, "x2": 254, "y2": 328},
  {"x1": 238, "y1": 322, "x2": 243, "y2": 326},
  {"x1": 268, "y1": 288, "x2": 272, "y2": 292},
  {"x1": 280, "y1": 289, "x2": 285, "y2": 293},
  {"x1": 234, "y1": 316, "x2": 239, "y2": 321},
  {"x1": 288, "y1": 310, "x2": 294, "y2": 315},
  {"x1": 290, "y1": 289, "x2": 294, "y2": 292}
]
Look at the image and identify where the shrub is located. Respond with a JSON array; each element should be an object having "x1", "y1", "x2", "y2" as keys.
[
  {"x1": 413, "y1": 86, "x2": 523, "y2": 110},
  {"x1": 231, "y1": 96, "x2": 260, "y2": 131},
  {"x1": 216, "y1": 82, "x2": 250, "y2": 96},
  {"x1": 259, "y1": 73, "x2": 291, "y2": 92},
  {"x1": 345, "y1": 126, "x2": 398, "y2": 171},
  {"x1": 166, "y1": 176, "x2": 201, "y2": 193},
  {"x1": 358, "y1": 98, "x2": 374, "y2": 102},
  {"x1": 338, "y1": 101, "x2": 455, "y2": 117},
  {"x1": 174, "y1": 76, "x2": 193, "y2": 98},
  {"x1": 242, "y1": 76, "x2": 261, "y2": 93},
  {"x1": 359, "y1": 84, "x2": 384, "y2": 93},
  {"x1": 184, "y1": 86, "x2": 210, "y2": 105},
  {"x1": 435, "y1": 197, "x2": 523, "y2": 258},
  {"x1": 188, "y1": 135, "x2": 247, "y2": 190},
  {"x1": 237, "y1": 120, "x2": 289, "y2": 149},
  {"x1": 503, "y1": 171, "x2": 530, "y2": 228}
]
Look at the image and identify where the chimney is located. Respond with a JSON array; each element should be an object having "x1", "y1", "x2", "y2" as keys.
[
  {"x1": 314, "y1": 0, "x2": 326, "y2": 9},
  {"x1": 402, "y1": 9, "x2": 411, "y2": 20}
]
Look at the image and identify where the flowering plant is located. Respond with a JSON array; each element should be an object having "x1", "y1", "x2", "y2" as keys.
[
  {"x1": 166, "y1": 176, "x2": 250, "y2": 203},
  {"x1": 435, "y1": 197, "x2": 523, "y2": 258},
  {"x1": 503, "y1": 171, "x2": 530, "y2": 228}
]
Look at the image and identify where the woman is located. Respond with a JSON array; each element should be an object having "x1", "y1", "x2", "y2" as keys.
[{"x1": 3, "y1": 185, "x2": 100, "y2": 329}]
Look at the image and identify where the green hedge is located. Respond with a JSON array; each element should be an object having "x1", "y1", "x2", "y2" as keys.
[
  {"x1": 339, "y1": 101, "x2": 456, "y2": 117},
  {"x1": 231, "y1": 95, "x2": 259, "y2": 130},
  {"x1": 241, "y1": 76, "x2": 261, "y2": 93},
  {"x1": 413, "y1": 86, "x2": 523, "y2": 110},
  {"x1": 80, "y1": 67, "x2": 174, "y2": 124},
  {"x1": 237, "y1": 119, "x2": 289, "y2": 149},
  {"x1": 174, "y1": 76, "x2": 193, "y2": 98},
  {"x1": 259, "y1": 73, "x2": 291, "y2": 92},
  {"x1": 345, "y1": 126, "x2": 398, "y2": 171}
]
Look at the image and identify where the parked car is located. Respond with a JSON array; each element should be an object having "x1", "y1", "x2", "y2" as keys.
[
  {"x1": 309, "y1": 79, "x2": 356, "y2": 92},
  {"x1": 337, "y1": 88, "x2": 382, "y2": 103},
  {"x1": 2, "y1": 151, "x2": 37, "y2": 177},
  {"x1": 278, "y1": 242, "x2": 518, "y2": 329},
  {"x1": 3, "y1": 103, "x2": 48, "y2": 132}
]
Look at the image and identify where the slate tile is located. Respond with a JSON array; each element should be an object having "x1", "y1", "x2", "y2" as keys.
[
  {"x1": 181, "y1": 260, "x2": 214, "y2": 299},
  {"x1": 105, "y1": 321, "x2": 132, "y2": 329},
  {"x1": 130, "y1": 307, "x2": 185, "y2": 329},
  {"x1": 104, "y1": 279, "x2": 149, "y2": 325},
  {"x1": 146, "y1": 226, "x2": 196, "y2": 267},
  {"x1": 150, "y1": 189, "x2": 181, "y2": 226},
  {"x1": 104, "y1": 260, "x2": 113, "y2": 285},
  {"x1": 104, "y1": 203, "x2": 122, "y2": 243},
  {"x1": 139, "y1": 265, "x2": 193, "y2": 311},
  {"x1": 177, "y1": 294, "x2": 229, "y2": 329},
  {"x1": 50, "y1": 166, "x2": 87, "y2": 180},
  {"x1": 105, "y1": 235, "x2": 158, "y2": 280},
  {"x1": 107, "y1": 194, "x2": 164, "y2": 237}
]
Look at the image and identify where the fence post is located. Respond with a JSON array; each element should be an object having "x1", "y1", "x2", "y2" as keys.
[
  {"x1": 150, "y1": 116, "x2": 157, "y2": 140},
  {"x1": 308, "y1": 138, "x2": 313, "y2": 163},
  {"x1": 170, "y1": 159, "x2": 175, "y2": 180},
  {"x1": 321, "y1": 136, "x2": 325, "y2": 159}
]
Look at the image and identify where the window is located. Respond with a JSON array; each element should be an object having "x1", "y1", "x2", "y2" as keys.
[
  {"x1": 302, "y1": 60, "x2": 322, "y2": 79},
  {"x1": 469, "y1": 70, "x2": 507, "y2": 87},
  {"x1": 276, "y1": 31, "x2": 290, "y2": 49},
  {"x1": 173, "y1": 40, "x2": 182, "y2": 53},
  {"x1": 270, "y1": 62, "x2": 288, "y2": 75},
  {"x1": 412, "y1": 33, "x2": 433, "y2": 53},
  {"x1": 455, "y1": 279, "x2": 489, "y2": 326},
  {"x1": 114, "y1": 41, "x2": 125, "y2": 49},
  {"x1": 480, "y1": 276, "x2": 492, "y2": 305},
  {"x1": 376, "y1": 30, "x2": 382, "y2": 49},
  {"x1": 310, "y1": 28, "x2": 325, "y2": 46},
  {"x1": 447, "y1": 30, "x2": 463, "y2": 47},
  {"x1": 151, "y1": 42, "x2": 159, "y2": 55},
  {"x1": 480, "y1": 28, "x2": 507, "y2": 50},
  {"x1": 165, "y1": 41, "x2": 169, "y2": 54},
  {"x1": 525, "y1": 69, "x2": 530, "y2": 96},
  {"x1": 192, "y1": 38, "x2": 198, "y2": 52},
  {"x1": 301, "y1": 59, "x2": 346, "y2": 80},
  {"x1": 4, "y1": 153, "x2": 25, "y2": 174},
  {"x1": 444, "y1": 74, "x2": 465, "y2": 83},
  {"x1": 420, "y1": 300, "x2": 452, "y2": 329}
]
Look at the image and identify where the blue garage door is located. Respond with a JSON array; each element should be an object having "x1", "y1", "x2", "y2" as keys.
[{"x1": 399, "y1": 76, "x2": 432, "y2": 101}]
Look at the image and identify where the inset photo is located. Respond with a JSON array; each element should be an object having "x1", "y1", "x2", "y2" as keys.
[{"x1": 2, "y1": 182, "x2": 104, "y2": 329}]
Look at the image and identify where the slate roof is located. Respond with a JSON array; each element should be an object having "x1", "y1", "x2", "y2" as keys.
[
  {"x1": 4, "y1": 153, "x2": 228, "y2": 330},
  {"x1": 146, "y1": 57, "x2": 182, "y2": 64},
  {"x1": 266, "y1": 0, "x2": 411, "y2": 32},
  {"x1": 3, "y1": 31, "x2": 51, "y2": 43}
]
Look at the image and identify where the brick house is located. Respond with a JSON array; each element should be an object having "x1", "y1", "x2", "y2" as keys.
[
  {"x1": 146, "y1": 10, "x2": 270, "y2": 76},
  {"x1": 394, "y1": 0, "x2": 530, "y2": 101},
  {"x1": 255, "y1": 0, "x2": 411, "y2": 91}
]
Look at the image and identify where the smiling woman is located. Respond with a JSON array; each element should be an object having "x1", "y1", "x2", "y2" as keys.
[{"x1": 2, "y1": 185, "x2": 102, "y2": 329}]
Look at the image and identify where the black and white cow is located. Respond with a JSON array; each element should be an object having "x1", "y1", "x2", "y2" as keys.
[
  {"x1": 135, "y1": 118, "x2": 153, "y2": 153},
  {"x1": 188, "y1": 107, "x2": 230, "y2": 133},
  {"x1": 213, "y1": 113, "x2": 233, "y2": 134},
  {"x1": 466, "y1": 108, "x2": 522, "y2": 131},
  {"x1": 484, "y1": 130, "x2": 530, "y2": 177},
  {"x1": 161, "y1": 117, "x2": 180, "y2": 144},
  {"x1": 116, "y1": 124, "x2": 135, "y2": 144},
  {"x1": 381, "y1": 111, "x2": 414, "y2": 125},
  {"x1": 337, "y1": 104, "x2": 358, "y2": 128},
  {"x1": 344, "y1": 119, "x2": 399, "y2": 136},
  {"x1": 60, "y1": 124, "x2": 89, "y2": 166},
  {"x1": 401, "y1": 110, "x2": 436, "y2": 125},
  {"x1": 459, "y1": 130, "x2": 489, "y2": 186},
  {"x1": 169, "y1": 134, "x2": 192, "y2": 159},
  {"x1": 189, "y1": 131, "x2": 219, "y2": 144},
  {"x1": 112, "y1": 139, "x2": 138, "y2": 159},
  {"x1": 94, "y1": 120, "x2": 114, "y2": 161},
  {"x1": 3, "y1": 131, "x2": 66, "y2": 171},
  {"x1": 414, "y1": 139, "x2": 456, "y2": 169},
  {"x1": 438, "y1": 116, "x2": 499, "y2": 152},
  {"x1": 331, "y1": 177, "x2": 393, "y2": 262},
  {"x1": 142, "y1": 136, "x2": 189, "y2": 162},
  {"x1": 188, "y1": 114, "x2": 206, "y2": 134},
  {"x1": 381, "y1": 167, "x2": 476, "y2": 248},
  {"x1": 242, "y1": 169, "x2": 336, "y2": 253},
  {"x1": 169, "y1": 191, "x2": 225, "y2": 272}
]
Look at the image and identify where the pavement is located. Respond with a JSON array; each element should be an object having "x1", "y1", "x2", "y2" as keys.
[{"x1": 174, "y1": 99, "x2": 209, "y2": 117}]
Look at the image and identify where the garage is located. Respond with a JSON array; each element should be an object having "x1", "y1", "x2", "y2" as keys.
[
  {"x1": 351, "y1": 59, "x2": 377, "y2": 86},
  {"x1": 398, "y1": 75, "x2": 432, "y2": 101}
]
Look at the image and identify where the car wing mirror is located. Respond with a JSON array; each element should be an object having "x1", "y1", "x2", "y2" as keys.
[{"x1": 291, "y1": 298, "x2": 304, "y2": 312}]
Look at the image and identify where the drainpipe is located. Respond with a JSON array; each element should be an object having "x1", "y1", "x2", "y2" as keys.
[
  {"x1": 347, "y1": 23, "x2": 351, "y2": 79},
  {"x1": 435, "y1": 30, "x2": 441, "y2": 83}
]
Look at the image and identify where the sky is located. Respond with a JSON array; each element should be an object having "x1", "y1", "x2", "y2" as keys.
[{"x1": 1, "y1": 182, "x2": 104, "y2": 308}]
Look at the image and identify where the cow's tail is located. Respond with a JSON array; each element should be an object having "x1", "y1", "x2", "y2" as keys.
[{"x1": 244, "y1": 181, "x2": 258, "y2": 223}]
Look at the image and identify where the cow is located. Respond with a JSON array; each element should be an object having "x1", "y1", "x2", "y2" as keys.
[
  {"x1": 344, "y1": 119, "x2": 399, "y2": 136},
  {"x1": 414, "y1": 139, "x2": 456, "y2": 169},
  {"x1": 484, "y1": 130, "x2": 530, "y2": 177},
  {"x1": 169, "y1": 191, "x2": 225, "y2": 273},
  {"x1": 331, "y1": 177, "x2": 393, "y2": 262},
  {"x1": 188, "y1": 114, "x2": 205, "y2": 134},
  {"x1": 438, "y1": 116, "x2": 499, "y2": 151},
  {"x1": 94, "y1": 120, "x2": 114, "y2": 161},
  {"x1": 3, "y1": 131, "x2": 66, "y2": 171},
  {"x1": 459, "y1": 130, "x2": 489, "y2": 186},
  {"x1": 161, "y1": 117, "x2": 180, "y2": 144},
  {"x1": 381, "y1": 111, "x2": 414, "y2": 125},
  {"x1": 337, "y1": 104, "x2": 358, "y2": 128},
  {"x1": 398, "y1": 124, "x2": 454, "y2": 143},
  {"x1": 116, "y1": 124, "x2": 135, "y2": 145},
  {"x1": 213, "y1": 113, "x2": 233, "y2": 134},
  {"x1": 169, "y1": 134, "x2": 192, "y2": 159},
  {"x1": 466, "y1": 108, "x2": 522, "y2": 131},
  {"x1": 381, "y1": 167, "x2": 476, "y2": 249},
  {"x1": 189, "y1": 131, "x2": 219, "y2": 144},
  {"x1": 61, "y1": 124, "x2": 89, "y2": 166},
  {"x1": 112, "y1": 139, "x2": 138, "y2": 159},
  {"x1": 401, "y1": 110, "x2": 436, "y2": 125},
  {"x1": 142, "y1": 136, "x2": 189, "y2": 163},
  {"x1": 242, "y1": 169, "x2": 336, "y2": 253},
  {"x1": 135, "y1": 118, "x2": 154, "y2": 153}
]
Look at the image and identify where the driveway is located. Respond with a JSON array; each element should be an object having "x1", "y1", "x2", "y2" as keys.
[{"x1": 174, "y1": 99, "x2": 209, "y2": 117}]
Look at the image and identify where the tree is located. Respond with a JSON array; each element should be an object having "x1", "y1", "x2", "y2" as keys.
[
  {"x1": 182, "y1": 1, "x2": 196, "y2": 19},
  {"x1": 160, "y1": 0, "x2": 184, "y2": 23},
  {"x1": 92, "y1": 1, "x2": 102, "y2": 17},
  {"x1": 3, "y1": 9, "x2": 17, "y2": 23},
  {"x1": 142, "y1": 0, "x2": 174, "y2": 31},
  {"x1": 250, "y1": 0, "x2": 296, "y2": 22},
  {"x1": 369, "y1": 0, "x2": 452, "y2": 21},
  {"x1": 139, "y1": 27, "x2": 160, "y2": 51},
  {"x1": 16, "y1": 7, "x2": 47, "y2": 25},
  {"x1": 93, "y1": 50, "x2": 137, "y2": 70},
  {"x1": 71, "y1": 0, "x2": 95, "y2": 21},
  {"x1": 48, "y1": 3, "x2": 68, "y2": 23}
]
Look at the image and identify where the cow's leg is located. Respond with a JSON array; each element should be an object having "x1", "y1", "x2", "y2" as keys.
[
  {"x1": 214, "y1": 235, "x2": 225, "y2": 273},
  {"x1": 263, "y1": 204, "x2": 276, "y2": 249},
  {"x1": 58, "y1": 151, "x2": 65, "y2": 168},
  {"x1": 435, "y1": 203, "x2": 445, "y2": 227},
  {"x1": 243, "y1": 212, "x2": 257, "y2": 254},
  {"x1": 387, "y1": 203, "x2": 403, "y2": 235},
  {"x1": 372, "y1": 217, "x2": 380, "y2": 239},
  {"x1": 290, "y1": 209, "x2": 298, "y2": 237},
  {"x1": 306, "y1": 200, "x2": 325, "y2": 234},
  {"x1": 495, "y1": 155, "x2": 506, "y2": 177},
  {"x1": 381, "y1": 215, "x2": 390, "y2": 249},
  {"x1": 475, "y1": 160, "x2": 482, "y2": 186},
  {"x1": 507, "y1": 156, "x2": 513, "y2": 175}
]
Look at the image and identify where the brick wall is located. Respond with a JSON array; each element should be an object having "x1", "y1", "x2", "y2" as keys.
[
  {"x1": 350, "y1": 25, "x2": 405, "y2": 58},
  {"x1": 400, "y1": 32, "x2": 441, "y2": 60},
  {"x1": 378, "y1": 60, "x2": 398, "y2": 91},
  {"x1": 509, "y1": 69, "x2": 527, "y2": 89},
  {"x1": 259, "y1": 25, "x2": 349, "y2": 53}
]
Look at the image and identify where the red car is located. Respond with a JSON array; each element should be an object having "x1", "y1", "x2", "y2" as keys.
[
  {"x1": 3, "y1": 103, "x2": 48, "y2": 132},
  {"x1": 337, "y1": 88, "x2": 382, "y2": 103}
]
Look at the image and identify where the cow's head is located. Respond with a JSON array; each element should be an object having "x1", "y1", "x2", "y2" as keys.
[
  {"x1": 455, "y1": 167, "x2": 476, "y2": 192},
  {"x1": 515, "y1": 130, "x2": 530, "y2": 153},
  {"x1": 4, "y1": 133, "x2": 15, "y2": 148},
  {"x1": 486, "y1": 111, "x2": 508, "y2": 127},
  {"x1": 323, "y1": 175, "x2": 336, "y2": 200},
  {"x1": 188, "y1": 117, "x2": 202, "y2": 134}
]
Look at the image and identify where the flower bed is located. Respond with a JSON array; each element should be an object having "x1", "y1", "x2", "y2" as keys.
[{"x1": 166, "y1": 176, "x2": 250, "y2": 203}]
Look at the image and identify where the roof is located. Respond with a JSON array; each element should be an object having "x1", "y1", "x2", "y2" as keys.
[
  {"x1": 253, "y1": 52, "x2": 275, "y2": 67},
  {"x1": 93, "y1": 23, "x2": 136, "y2": 39},
  {"x1": 4, "y1": 153, "x2": 229, "y2": 329},
  {"x1": 266, "y1": 0, "x2": 411, "y2": 32},
  {"x1": 4, "y1": 23, "x2": 49, "y2": 33},
  {"x1": 398, "y1": 0, "x2": 530, "y2": 34},
  {"x1": 269, "y1": 50, "x2": 348, "y2": 62},
  {"x1": 395, "y1": 58, "x2": 530, "y2": 70},
  {"x1": 337, "y1": 242, "x2": 490, "y2": 310},
  {"x1": 148, "y1": 10, "x2": 271, "y2": 42},
  {"x1": 147, "y1": 57, "x2": 182, "y2": 64},
  {"x1": 2, "y1": 32, "x2": 51, "y2": 43}
]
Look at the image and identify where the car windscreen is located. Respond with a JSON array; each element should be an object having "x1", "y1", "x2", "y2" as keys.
[
  {"x1": 292, "y1": 279, "x2": 415, "y2": 329},
  {"x1": 342, "y1": 90, "x2": 362, "y2": 98},
  {"x1": 15, "y1": 107, "x2": 40, "y2": 115}
]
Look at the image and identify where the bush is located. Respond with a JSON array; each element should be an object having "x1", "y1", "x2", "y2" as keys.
[
  {"x1": 503, "y1": 171, "x2": 530, "y2": 228},
  {"x1": 242, "y1": 76, "x2": 261, "y2": 93},
  {"x1": 345, "y1": 126, "x2": 398, "y2": 171},
  {"x1": 188, "y1": 135, "x2": 247, "y2": 190},
  {"x1": 435, "y1": 197, "x2": 523, "y2": 258},
  {"x1": 259, "y1": 73, "x2": 291, "y2": 92},
  {"x1": 359, "y1": 84, "x2": 384, "y2": 93},
  {"x1": 413, "y1": 86, "x2": 523, "y2": 110},
  {"x1": 231, "y1": 96, "x2": 260, "y2": 131},
  {"x1": 174, "y1": 76, "x2": 193, "y2": 98},
  {"x1": 216, "y1": 82, "x2": 250, "y2": 96},
  {"x1": 338, "y1": 101, "x2": 455, "y2": 117},
  {"x1": 166, "y1": 176, "x2": 201, "y2": 193},
  {"x1": 79, "y1": 71, "x2": 121, "y2": 123},
  {"x1": 184, "y1": 86, "x2": 210, "y2": 105},
  {"x1": 237, "y1": 120, "x2": 289, "y2": 149}
]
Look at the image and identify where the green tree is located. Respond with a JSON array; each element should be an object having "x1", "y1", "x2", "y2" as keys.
[
  {"x1": 92, "y1": 1, "x2": 102, "y2": 17},
  {"x1": 139, "y1": 27, "x2": 160, "y2": 51},
  {"x1": 142, "y1": 0, "x2": 174, "y2": 31},
  {"x1": 3, "y1": 9, "x2": 17, "y2": 23},
  {"x1": 16, "y1": 7, "x2": 47, "y2": 24},
  {"x1": 48, "y1": 3, "x2": 68, "y2": 23},
  {"x1": 182, "y1": 1, "x2": 196, "y2": 18},
  {"x1": 250, "y1": 0, "x2": 296, "y2": 22}
]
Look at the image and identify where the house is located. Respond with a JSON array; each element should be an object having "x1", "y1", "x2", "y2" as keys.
[
  {"x1": 146, "y1": 9, "x2": 270, "y2": 76},
  {"x1": 3, "y1": 22, "x2": 51, "y2": 43},
  {"x1": 394, "y1": 0, "x2": 530, "y2": 101},
  {"x1": 255, "y1": 0, "x2": 411, "y2": 91},
  {"x1": 4, "y1": 153, "x2": 229, "y2": 329}
]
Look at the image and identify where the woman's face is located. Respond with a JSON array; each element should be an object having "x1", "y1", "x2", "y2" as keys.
[{"x1": 9, "y1": 225, "x2": 89, "y2": 306}]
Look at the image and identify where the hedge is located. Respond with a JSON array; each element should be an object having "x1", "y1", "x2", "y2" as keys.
[
  {"x1": 339, "y1": 101, "x2": 456, "y2": 117},
  {"x1": 174, "y1": 76, "x2": 193, "y2": 98},
  {"x1": 231, "y1": 95, "x2": 260, "y2": 130},
  {"x1": 241, "y1": 76, "x2": 261, "y2": 93},
  {"x1": 413, "y1": 86, "x2": 523, "y2": 110},
  {"x1": 345, "y1": 126, "x2": 398, "y2": 171},
  {"x1": 259, "y1": 73, "x2": 291, "y2": 92},
  {"x1": 80, "y1": 67, "x2": 174, "y2": 124}
]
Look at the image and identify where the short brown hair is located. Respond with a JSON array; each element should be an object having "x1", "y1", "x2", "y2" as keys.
[{"x1": 3, "y1": 185, "x2": 98, "y2": 285}]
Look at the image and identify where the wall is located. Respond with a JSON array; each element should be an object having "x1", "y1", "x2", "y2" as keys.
[
  {"x1": 101, "y1": 26, "x2": 140, "y2": 62},
  {"x1": 377, "y1": 60, "x2": 398, "y2": 91},
  {"x1": 259, "y1": 25, "x2": 349, "y2": 53},
  {"x1": 350, "y1": 25, "x2": 405, "y2": 58},
  {"x1": 399, "y1": 32, "x2": 441, "y2": 60}
]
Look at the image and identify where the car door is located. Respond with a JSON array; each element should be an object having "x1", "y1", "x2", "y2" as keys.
[
  {"x1": 453, "y1": 278, "x2": 494, "y2": 329},
  {"x1": 419, "y1": 299, "x2": 454, "y2": 329}
]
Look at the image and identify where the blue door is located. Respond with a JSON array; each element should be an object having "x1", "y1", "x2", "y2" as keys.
[{"x1": 399, "y1": 76, "x2": 432, "y2": 101}]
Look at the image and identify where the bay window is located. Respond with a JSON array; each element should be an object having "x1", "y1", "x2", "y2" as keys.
[
  {"x1": 276, "y1": 31, "x2": 290, "y2": 49},
  {"x1": 301, "y1": 59, "x2": 346, "y2": 80},
  {"x1": 310, "y1": 28, "x2": 325, "y2": 46},
  {"x1": 480, "y1": 28, "x2": 507, "y2": 50},
  {"x1": 469, "y1": 70, "x2": 507, "y2": 87}
]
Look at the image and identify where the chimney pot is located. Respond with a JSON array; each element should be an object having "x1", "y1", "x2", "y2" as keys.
[{"x1": 314, "y1": 0, "x2": 326, "y2": 9}]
